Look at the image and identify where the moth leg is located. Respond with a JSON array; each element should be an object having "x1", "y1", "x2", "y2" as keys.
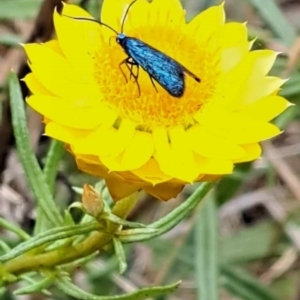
[
  {"x1": 119, "y1": 58, "x2": 129, "y2": 83},
  {"x1": 126, "y1": 57, "x2": 135, "y2": 80},
  {"x1": 126, "y1": 57, "x2": 139, "y2": 80},
  {"x1": 149, "y1": 75, "x2": 158, "y2": 93},
  {"x1": 125, "y1": 58, "x2": 141, "y2": 97}
]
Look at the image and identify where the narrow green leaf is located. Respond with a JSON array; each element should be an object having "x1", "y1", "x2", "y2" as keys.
[
  {"x1": 0, "y1": 221, "x2": 102, "y2": 262},
  {"x1": 112, "y1": 238, "x2": 127, "y2": 274},
  {"x1": 103, "y1": 214, "x2": 146, "y2": 228},
  {"x1": 34, "y1": 140, "x2": 65, "y2": 234},
  {"x1": 8, "y1": 72, "x2": 63, "y2": 227},
  {"x1": 56, "y1": 275, "x2": 181, "y2": 300},
  {"x1": 0, "y1": 217, "x2": 30, "y2": 240},
  {"x1": 14, "y1": 276, "x2": 54, "y2": 295},
  {"x1": 195, "y1": 195, "x2": 219, "y2": 300},
  {"x1": 117, "y1": 227, "x2": 158, "y2": 236},
  {"x1": 121, "y1": 183, "x2": 214, "y2": 243},
  {"x1": 246, "y1": 0, "x2": 297, "y2": 46},
  {"x1": 43, "y1": 140, "x2": 65, "y2": 192},
  {"x1": 0, "y1": 241, "x2": 11, "y2": 253},
  {"x1": 221, "y1": 266, "x2": 279, "y2": 300}
]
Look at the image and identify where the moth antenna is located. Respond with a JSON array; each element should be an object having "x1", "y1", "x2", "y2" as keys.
[
  {"x1": 121, "y1": 0, "x2": 138, "y2": 33},
  {"x1": 62, "y1": 15, "x2": 119, "y2": 35}
]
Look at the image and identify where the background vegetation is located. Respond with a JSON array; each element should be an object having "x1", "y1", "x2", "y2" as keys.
[{"x1": 0, "y1": 0, "x2": 300, "y2": 299}]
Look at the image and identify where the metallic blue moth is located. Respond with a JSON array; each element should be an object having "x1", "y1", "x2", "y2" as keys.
[{"x1": 64, "y1": 0, "x2": 201, "y2": 98}]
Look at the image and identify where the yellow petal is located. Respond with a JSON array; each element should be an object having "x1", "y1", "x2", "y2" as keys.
[
  {"x1": 144, "y1": 181, "x2": 184, "y2": 201},
  {"x1": 219, "y1": 121, "x2": 280, "y2": 144},
  {"x1": 55, "y1": 4, "x2": 102, "y2": 72},
  {"x1": 196, "y1": 105, "x2": 282, "y2": 143},
  {"x1": 101, "y1": 130, "x2": 154, "y2": 171},
  {"x1": 131, "y1": 158, "x2": 172, "y2": 185},
  {"x1": 27, "y1": 95, "x2": 108, "y2": 129},
  {"x1": 105, "y1": 173, "x2": 145, "y2": 201},
  {"x1": 153, "y1": 127, "x2": 198, "y2": 182},
  {"x1": 187, "y1": 3, "x2": 225, "y2": 43},
  {"x1": 101, "y1": 0, "x2": 131, "y2": 40},
  {"x1": 224, "y1": 122, "x2": 281, "y2": 144},
  {"x1": 24, "y1": 43, "x2": 96, "y2": 99},
  {"x1": 237, "y1": 95, "x2": 290, "y2": 121},
  {"x1": 44, "y1": 40, "x2": 64, "y2": 56},
  {"x1": 169, "y1": 125, "x2": 201, "y2": 179},
  {"x1": 116, "y1": 171, "x2": 146, "y2": 185},
  {"x1": 241, "y1": 50, "x2": 279, "y2": 76},
  {"x1": 73, "y1": 126, "x2": 116, "y2": 156},
  {"x1": 221, "y1": 42, "x2": 250, "y2": 72},
  {"x1": 149, "y1": 0, "x2": 184, "y2": 27},
  {"x1": 194, "y1": 154, "x2": 233, "y2": 175},
  {"x1": 23, "y1": 73, "x2": 53, "y2": 96},
  {"x1": 215, "y1": 23, "x2": 249, "y2": 72},
  {"x1": 125, "y1": 0, "x2": 150, "y2": 29},
  {"x1": 108, "y1": 119, "x2": 136, "y2": 158},
  {"x1": 121, "y1": 130, "x2": 154, "y2": 169},
  {"x1": 75, "y1": 155, "x2": 109, "y2": 177},
  {"x1": 234, "y1": 143, "x2": 262, "y2": 163},
  {"x1": 187, "y1": 124, "x2": 246, "y2": 159},
  {"x1": 222, "y1": 50, "x2": 280, "y2": 106},
  {"x1": 214, "y1": 22, "x2": 248, "y2": 49},
  {"x1": 240, "y1": 77, "x2": 286, "y2": 106},
  {"x1": 45, "y1": 122, "x2": 89, "y2": 144}
]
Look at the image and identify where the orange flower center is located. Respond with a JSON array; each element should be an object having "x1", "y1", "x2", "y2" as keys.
[{"x1": 93, "y1": 26, "x2": 221, "y2": 129}]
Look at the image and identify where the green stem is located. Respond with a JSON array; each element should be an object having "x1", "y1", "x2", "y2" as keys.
[
  {"x1": 3, "y1": 232, "x2": 110, "y2": 275},
  {"x1": 2, "y1": 193, "x2": 138, "y2": 277},
  {"x1": 0, "y1": 222, "x2": 102, "y2": 262}
]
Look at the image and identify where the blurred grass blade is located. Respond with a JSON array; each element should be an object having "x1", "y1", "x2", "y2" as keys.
[
  {"x1": 0, "y1": 0, "x2": 42, "y2": 20},
  {"x1": 0, "y1": 97, "x2": 2, "y2": 124},
  {"x1": 0, "y1": 34, "x2": 23, "y2": 46},
  {"x1": 275, "y1": 105, "x2": 298, "y2": 130},
  {"x1": 221, "y1": 221, "x2": 280, "y2": 265},
  {"x1": 195, "y1": 194, "x2": 219, "y2": 300},
  {"x1": 221, "y1": 266, "x2": 279, "y2": 300},
  {"x1": 8, "y1": 72, "x2": 63, "y2": 227},
  {"x1": 246, "y1": 0, "x2": 296, "y2": 46}
]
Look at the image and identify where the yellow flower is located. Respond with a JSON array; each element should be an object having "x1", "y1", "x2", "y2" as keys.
[{"x1": 23, "y1": 0, "x2": 290, "y2": 201}]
